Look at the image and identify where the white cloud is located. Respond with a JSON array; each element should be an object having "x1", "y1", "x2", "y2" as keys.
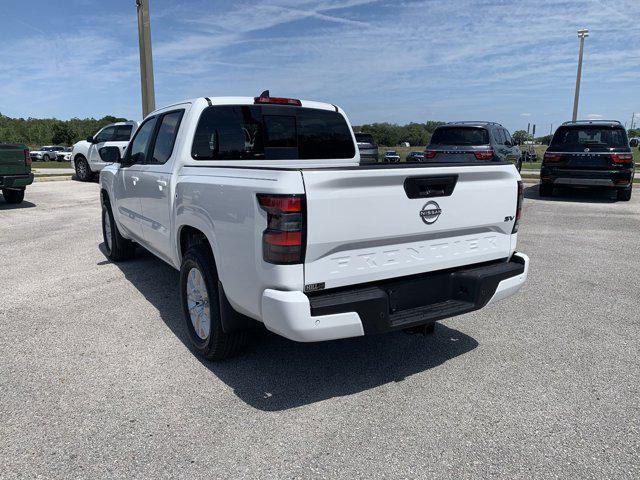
[
  {"x1": 587, "y1": 114, "x2": 604, "y2": 119},
  {"x1": 521, "y1": 113, "x2": 532, "y2": 117}
]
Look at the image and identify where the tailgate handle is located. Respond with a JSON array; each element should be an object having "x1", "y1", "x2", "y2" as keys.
[{"x1": 403, "y1": 175, "x2": 458, "y2": 199}]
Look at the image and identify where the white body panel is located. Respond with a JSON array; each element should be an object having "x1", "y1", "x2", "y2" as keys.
[
  {"x1": 100, "y1": 96, "x2": 527, "y2": 342},
  {"x1": 72, "y1": 121, "x2": 138, "y2": 173}
]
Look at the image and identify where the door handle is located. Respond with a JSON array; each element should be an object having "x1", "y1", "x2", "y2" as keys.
[
  {"x1": 156, "y1": 179, "x2": 168, "y2": 187},
  {"x1": 131, "y1": 176, "x2": 139, "y2": 185}
]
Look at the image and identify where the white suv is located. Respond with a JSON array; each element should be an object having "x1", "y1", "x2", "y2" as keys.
[{"x1": 71, "y1": 121, "x2": 138, "y2": 181}]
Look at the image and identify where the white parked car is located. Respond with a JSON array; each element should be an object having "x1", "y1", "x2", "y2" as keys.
[
  {"x1": 71, "y1": 121, "x2": 138, "y2": 181},
  {"x1": 56, "y1": 147, "x2": 73, "y2": 162},
  {"x1": 30, "y1": 146, "x2": 65, "y2": 162},
  {"x1": 99, "y1": 94, "x2": 529, "y2": 360}
]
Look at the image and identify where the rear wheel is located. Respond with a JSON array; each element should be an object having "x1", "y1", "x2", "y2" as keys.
[
  {"x1": 617, "y1": 185, "x2": 632, "y2": 201},
  {"x1": 75, "y1": 156, "x2": 92, "y2": 182},
  {"x1": 539, "y1": 183, "x2": 553, "y2": 197},
  {"x1": 102, "y1": 201, "x2": 136, "y2": 261},
  {"x1": 180, "y1": 243, "x2": 246, "y2": 360},
  {"x1": 43, "y1": 154, "x2": 50, "y2": 162},
  {"x1": 2, "y1": 188, "x2": 25, "y2": 204}
]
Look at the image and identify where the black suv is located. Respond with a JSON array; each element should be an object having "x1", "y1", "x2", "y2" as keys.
[
  {"x1": 540, "y1": 120, "x2": 634, "y2": 201},
  {"x1": 424, "y1": 122, "x2": 522, "y2": 171}
]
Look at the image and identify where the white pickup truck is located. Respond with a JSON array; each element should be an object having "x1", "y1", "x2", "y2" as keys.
[
  {"x1": 99, "y1": 94, "x2": 529, "y2": 360},
  {"x1": 71, "y1": 121, "x2": 138, "y2": 181}
]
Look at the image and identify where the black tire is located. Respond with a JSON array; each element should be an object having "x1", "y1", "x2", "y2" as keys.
[
  {"x1": 102, "y1": 200, "x2": 136, "y2": 261},
  {"x1": 617, "y1": 185, "x2": 632, "y2": 201},
  {"x1": 75, "y1": 156, "x2": 92, "y2": 182},
  {"x1": 539, "y1": 183, "x2": 553, "y2": 197},
  {"x1": 2, "y1": 188, "x2": 25, "y2": 204},
  {"x1": 180, "y1": 243, "x2": 246, "y2": 360},
  {"x1": 43, "y1": 154, "x2": 50, "y2": 162}
]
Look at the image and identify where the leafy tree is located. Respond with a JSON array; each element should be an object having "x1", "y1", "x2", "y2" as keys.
[
  {"x1": 535, "y1": 134, "x2": 553, "y2": 145},
  {"x1": 512, "y1": 130, "x2": 530, "y2": 145},
  {"x1": 353, "y1": 121, "x2": 446, "y2": 146},
  {"x1": 52, "y1": 122, "x2": 75, "y2": 145},
  {"x1": 0, "y1": 113, "x2": 128, "y2": 148},
  {"x1": 628, "y1": 128, "x2": 640, "y2": 138}
]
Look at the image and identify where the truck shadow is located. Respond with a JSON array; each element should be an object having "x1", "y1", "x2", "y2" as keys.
[
  {"x1": 524, "y1": 184, "x2": 619, "y2": 203},
  {"x1": 102, "y1": 245, "x2": 478, "y2": 412},
  {"x1": 0, "y1": 199, "x2": 36, "y2": 209}
]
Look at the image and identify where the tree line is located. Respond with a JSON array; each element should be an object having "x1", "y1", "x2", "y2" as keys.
[
  {"x1": 353, "y1": 121, "x2": 446, "y2": 147},
  {"x1": 0, "y1": 113, "x2": 129, "y2": 149}
]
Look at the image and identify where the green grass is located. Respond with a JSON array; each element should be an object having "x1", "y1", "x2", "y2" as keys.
[{"x1": 31, "y1": 161, "x2": 72, "y2": 169}]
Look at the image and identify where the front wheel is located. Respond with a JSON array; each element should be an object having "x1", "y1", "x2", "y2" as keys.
[
  {"x1": 617, "y1": 185, "x2": 632, "y2": 201},
  {"x1": 2, "y1": 188, "x2": 25, "y2": 204},
  {"x1": 75, "y1": 156, "x2": 93, "y2": 182},
  {"x1": 180, "y1": 244, "x2": 246, "y2": 360},
  {"x1": 43, "y1": 154, "x2": 50, "y2": 162}
]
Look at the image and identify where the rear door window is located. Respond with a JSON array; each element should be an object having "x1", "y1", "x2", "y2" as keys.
[
  {"x1": 149, "y1": 111, "x2": 184, "y2": 164},
  {"x1": 192, "y1": 105, "x2": 355, "y2": 160},
  {"x1": 430, "y1": 127, "x2": 489, "y2": 146},
  {"x1": 114, "y1": 125, "x2": 134, "y2": 141}
]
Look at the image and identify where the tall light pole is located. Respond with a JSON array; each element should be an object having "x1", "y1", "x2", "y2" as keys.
[
  {"x1": 136, "y1": 0, "x2": 156, "y2": 117},
  {"x1": 572, "y1": 28, "x2": 589, "y2": 122}
]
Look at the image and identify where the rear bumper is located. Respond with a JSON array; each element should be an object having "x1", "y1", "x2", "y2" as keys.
[
  {"x1": 261, "y1": 253, "x2": 529, "y2": 342},
  {"x1": 541, "y1": 166, "x2": 634, "y2": 187},
  {"x1": 0, "y1": 173, "x2": 34, "y2": 188}
]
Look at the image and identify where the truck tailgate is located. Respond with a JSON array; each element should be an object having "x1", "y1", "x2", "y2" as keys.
[
  {"x1": 0, "y1": 145, "x2": 27, "y2": 175},
  {"x1": 302, "y1": 164, "x2": 519, "y2": 290}
]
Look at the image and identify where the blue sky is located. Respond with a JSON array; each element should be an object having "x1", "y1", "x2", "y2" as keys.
[{"x1": 0, "y1": 0, "x2": 638, "y2": 133}]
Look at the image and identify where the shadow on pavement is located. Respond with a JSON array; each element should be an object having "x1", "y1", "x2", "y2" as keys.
[
  {"x1": 524, "y1": 184, "x2": 619, "y2": 203},
  {"x1": 101, "y1": 245, "x2": 479, "y2": 411},
  {"x1": 0, "y1": 199, "x2": 36, "y2": 209}
]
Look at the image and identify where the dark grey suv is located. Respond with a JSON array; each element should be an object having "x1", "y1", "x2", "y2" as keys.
[{"x1": 424, "y1": 122, "x2": 522, "y2": 171}]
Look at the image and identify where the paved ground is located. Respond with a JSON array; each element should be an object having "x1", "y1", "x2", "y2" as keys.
[{"x1": 1, "y1": 181, "x2": 639, "y2": 479}]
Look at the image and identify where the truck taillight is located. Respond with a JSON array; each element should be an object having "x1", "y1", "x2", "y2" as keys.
[
  {"x1": 424, "y1": 150, "x2": 437, "y2": 159},
  {"x1": 543, "y1": 152, "x2": 562, "y2": 162},
  {"x1": 512, "y1": 180, "x2": 524, "y2": 233},
  {"x1": 24, "y1": 149, "x2": 31, "y2": 167},
  {"x1": 611, "y1": 153, "x2": 633, "y2": 164},
  {"x1": 474, "y1": 150, "x2": 494, "y2": 160},
  {"x1": 257, "y1": 194, "x2": 305, "y2": 264}
]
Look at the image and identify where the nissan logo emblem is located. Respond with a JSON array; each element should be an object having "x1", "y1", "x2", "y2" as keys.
[{"x1": 420, "y1": 201, "x2": 442, "y2": 224}]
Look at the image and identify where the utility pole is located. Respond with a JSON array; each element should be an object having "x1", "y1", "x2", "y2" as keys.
[
  {"x1": 572, "y1": 29, "x2": 589, "y2": 122},
  {"x1": 630, "y1": 112, "x2": 636, "y2": 131},
  {"x1": 136, "y1": 0, "x2": 155, "y2": 117}
]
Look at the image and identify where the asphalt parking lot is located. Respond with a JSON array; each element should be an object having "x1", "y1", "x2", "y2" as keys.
[{"x1": 1, "y1": 180, "x2": 639, "y2": 479}]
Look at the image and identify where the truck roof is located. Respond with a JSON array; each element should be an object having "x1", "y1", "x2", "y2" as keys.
[{"x1": 150, "y1": 96, "x2": 340, "y2": 116}]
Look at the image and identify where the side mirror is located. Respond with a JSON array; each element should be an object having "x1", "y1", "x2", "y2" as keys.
[
  {"x1": 87, "y1": 136, "x2": 96, "y2": 143},
  {"x1": 98, "y1": 146, "x2": 121, "y2": 164}
]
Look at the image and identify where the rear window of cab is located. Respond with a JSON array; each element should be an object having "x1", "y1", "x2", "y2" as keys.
[{"x1": 192, "y1": 105, "x2": 356, "y2": 160}]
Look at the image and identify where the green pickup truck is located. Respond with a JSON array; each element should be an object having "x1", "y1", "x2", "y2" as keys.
[{"x1": 1, "y1": 143, "x2": 34, "y2": 204}]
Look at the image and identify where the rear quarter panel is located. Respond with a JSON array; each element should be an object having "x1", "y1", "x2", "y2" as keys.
[{"x1": 174, "y1": 167, "x2": 306, "y2": 320}]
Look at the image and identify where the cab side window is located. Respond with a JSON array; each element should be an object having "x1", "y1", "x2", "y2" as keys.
[
  {"x1": 95, "y1": 126, "x2": 116, "y2": 143},
  {"x1": 127, "y1": 117, "x2": 157, "y2": 165}
]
